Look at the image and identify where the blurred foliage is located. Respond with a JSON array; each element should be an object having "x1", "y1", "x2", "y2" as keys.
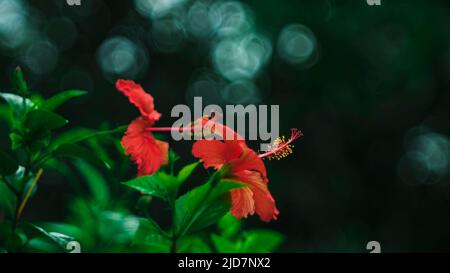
[{"x1": 0, "y1": 70, "x2": 282, "y2": 253}]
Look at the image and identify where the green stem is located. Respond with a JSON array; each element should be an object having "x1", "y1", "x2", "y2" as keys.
[{"x1": 70, "y1": 125, "x2": 127, "y2": 144}]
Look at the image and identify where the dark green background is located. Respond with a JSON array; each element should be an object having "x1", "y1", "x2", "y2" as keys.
[{"x1": 1, "y1": 0, "x2": 449, "y2": 252}]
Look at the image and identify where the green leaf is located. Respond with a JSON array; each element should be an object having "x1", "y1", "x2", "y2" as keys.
[
  {"x1": 177, "y1": 161, "x2": 199, "y2": 186},
  {"x1": 168, "y1": 149, "x2": 180, "y2": 165},
  {"x1": 0, "y1": 182, "x2": 16, "y2": 218},
  {"x1": 174, "y1": 176, "x2": 245, "y2": 237},
  {"x1": 23, "y1": 223, "x2": 76, "y2": 252},
  {"x1": 97, "y1": 211, "x2": 139, "y2": 247},
  {"x1": 24, "y1": 109, "x2": 68, "y2": 133},
  {"x1": 74, "y1": 160, "x2": 110, "y2": 205},
  {"x1": 9, "y1": 132, "x2": 25, "y2": 150},
  {"x1": 52, "y1": 143, "x2": 109, "y2": 170},
  {"x1": 20, "y1": 170, "x2": 41, "y2": 201},
  {"x1": 123, "y1": 172, "x2": 178, "y2": 202},
  {"x1": 6, "y1": 230, "x2": 27, "y2": 251},
  {"x1": 42, "y1": 90, "x2": 87, "y2": 111},
  {"x1": 240, "y1": 230, "x2": 284, "y2": 253},
  {"x1": 218, "y1": 213, "x2": 242, "y2": 239},
  {"x1": 0, "y1": 93, "x2": 34, "y2": 117},
  {"x1": 40, "y1": 223, "x2": 84, "y2": 242},
  {"x1": 0, "y1": 104, "x2": 14, "y2": 127},
  {"x1": 13, "y1": 67, "x2": 28, "y2": 95},
  {"x1": 211, "y1": 234, "x2": 239, "y2": 253},
  {"x1": 0, "y1": 149, "x2": 18, "y2": 176},
  {"x1": 135, "y1": 195, "x2": 153, "y2": 215},
  {"x1": 133, "y1": 218, "x2": 171, "y2": 253},
  {"x1": 26, "y1": 238, "x2": 62, "y2": 252},
  {"x1": 49, "y1": 127, "x2": 94, "y2": 150},
  {"x1": 124, "y1": 162, "x2": 199, "y2": 202},
  {"x1": 178, "y1": 235, "x2": 211, "y2": 253},
  {"x1": 189, "y1": 195, "x2": 233, "y2": 234},
  {"x1": 9, "y1": 130, "x2": 51, "y2": 154},
  {"x1": 49, "y1": 126, "x2": 126, "y2": 151},
  {"x1": 86, "y1": 139, "x2": 115, "y2": 169}
]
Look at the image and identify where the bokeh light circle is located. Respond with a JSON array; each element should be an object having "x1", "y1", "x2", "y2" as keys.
[
  {"x1": 22, "y1": 40, "x2": 59, "y2": 76},
  {"x1": 221, "y1": 79, "x2": 260, "y2": 104},
  {"x1": 0, "y1": 0, "x2": 31, "y2": 50},
  {"x1": 211, "y1": 1, "x2": 253, "y2": 38},
  {"x1": 185, "y1": 0, "x2": 218, "y2": 39},
  {"x1": 277, "y1": 24, "x2": 318, "y2": 67},
  {"x1": 186, "y1": 69, "x2": 225, "y2": 106},
  {"x1": 212, "y1": 33, "x2": 272, "y2": 81},
  {"x1": 97, "y1": 36, "x2": 149, "y2": 81},
  {"x1": 134, "y1": 0, "x2": 186, "y2": 19},
  {"x1": 398, "y1": 127, "x2": 450, "y2": 185}
]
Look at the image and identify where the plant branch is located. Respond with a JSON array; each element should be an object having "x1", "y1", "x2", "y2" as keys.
[{"x1": 16, "y1": 168, "x2": 43, "y2": 223}]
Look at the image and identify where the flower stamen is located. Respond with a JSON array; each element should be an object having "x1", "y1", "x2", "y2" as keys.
[{"x1": 259, "y1": 128, "x2": 303, "y2": 160}]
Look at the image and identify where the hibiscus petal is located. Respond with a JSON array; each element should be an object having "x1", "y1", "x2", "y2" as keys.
[
  {"x1": 232, "y1": 147, "x2": 267, "y2": 181},
  {"x1": 230, "y1": 187, "x2": 255, "y2": 219},
  {"x1": 121, "y1": 117, "x2": 168, "y2": 176},
  {"x1": 251, "y1": 183, "x2": 279, "y2": 222},
  {"x1": 116, "y1": 79, "x2": 161, "y2": 121},
  {"x1": 233, "y1": 170, "x2": 279, "y2": 222},
  {"x1": 192, "y1": 140, "x2": 243, "y2": 169},
  {"x1": 192, "y1": 136, "x2": 278, "y2": 222}
]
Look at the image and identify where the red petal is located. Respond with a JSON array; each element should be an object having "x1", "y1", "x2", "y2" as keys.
[
  {"x1": 230, "y1": 187, "x2": 255, "y2": 219},
  {"x1": 232, "y1": 147, "x2": 267, "y2": 181},
  {"x1": 233, "y1": 171, "x2": 278, "y2": 222},
  {"x1": 192, "y1": 140, "x2": 243, "y2": 170},
  {"x1": 121, "y1": 117, "x2": 168, "y2": 176},
  {"x1": 116, "y1": 79, "x2": 161, "y2": 121},
  {"x1": 251, "y1": 182, "x2": 279, "y2": 222},
  {"x1": 192, "y1": 136, "x2": 276, "y2": 222}
]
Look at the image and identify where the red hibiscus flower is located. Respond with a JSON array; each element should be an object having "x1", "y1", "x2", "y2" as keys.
[
  {"x1": 192, "y1": 139, "x2": 279, "y2": 222},
  {"x1": 192, "y1": 126, "x2": 302, "y2": 222},
  {"x1": 116, "y1": 79, "x2": 168, "y2": 176}
]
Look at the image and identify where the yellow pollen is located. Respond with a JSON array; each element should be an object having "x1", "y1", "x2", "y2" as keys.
[{"x1": 266, "y1": 135, "x2": 296, "y2": 160}]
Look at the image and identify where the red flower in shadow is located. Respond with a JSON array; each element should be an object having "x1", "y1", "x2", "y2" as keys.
[
  {"x1": 192, "y1": 139, "x2": 279, "y2": 222},
  {"x1": 116, "y1": 79, "x2": 168, "y2": 176}
]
